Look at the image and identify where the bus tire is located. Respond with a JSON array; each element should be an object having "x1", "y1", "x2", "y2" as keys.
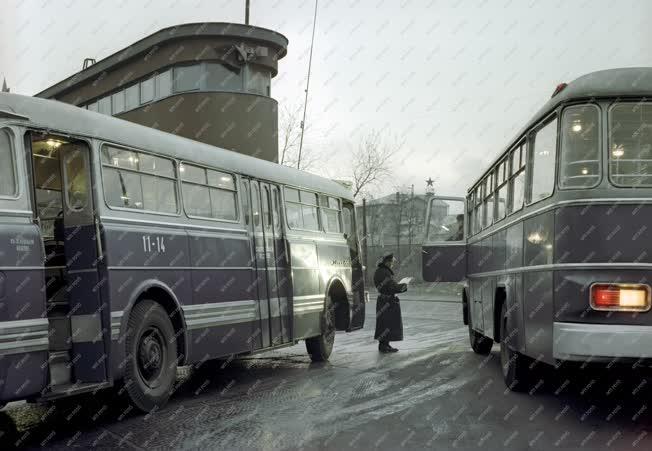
[
  {"x1": 306, "y1": 296, "x2": 335, "y2": 362},
  {"x1": 123, "y1": 300, "x2": 177, "y2": 413},
  {"x1": 500, "y1": 302, "x2": 533, "y2": 392},
  {"x1": 468, "y1": 316, "x2": 492, "y2": 355}
]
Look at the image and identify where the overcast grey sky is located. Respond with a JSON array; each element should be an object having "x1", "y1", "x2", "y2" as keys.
[{"x1": 2, "y1": 0, "x2": 652, "y2": 197}]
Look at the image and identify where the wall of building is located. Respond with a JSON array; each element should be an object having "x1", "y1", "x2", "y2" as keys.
[{"x1": 117, "y1": 91, "x2": 278, "y2": 162}]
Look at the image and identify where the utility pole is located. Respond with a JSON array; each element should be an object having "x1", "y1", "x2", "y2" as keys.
[
  {"x1": 245, "y1": 0, "x2": 250, "y2": 24},
  {"x1": 362, "y1": 198, "x2": 368, "y2": 275},
  {"x1": 408, "y1": 184, "x2": 414, "y2": 247},
  {"x1": 297, "y1": 0, "x2": 318, "y2": 169},
  {"x1": 395, "y1": 191, "x2": 401, "y2": 263}
]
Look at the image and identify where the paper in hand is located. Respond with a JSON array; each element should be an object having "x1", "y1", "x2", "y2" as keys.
[{"x1": 398, "y1": 277, "x2": 413, "y2": 285}]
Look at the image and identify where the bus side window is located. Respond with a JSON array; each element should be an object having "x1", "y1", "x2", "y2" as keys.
[
  {"x1": 241, "y1": 180, "x2": 250, "y2": 225},
  {"x1": 262, "y1": 186, "x2": 272, "y2": 230},
  {"x1": 272, "y1": 187, "x2": 281, "y2": 232},
  {"x1": 342, "y1": 204, "x2": 356, "y2": 251},
  {"x1": 62, "y1": 145, "x2": 89, "y2": 211},
  {"x1": 252, "y1": 183, "x2": 261, "y2": 228},
  {"x1": 529, "y1": 117, "x2": 558, "y2": 203},
  {"x1": 0, "y1": 129, "x2": 17, "y2": 197}
]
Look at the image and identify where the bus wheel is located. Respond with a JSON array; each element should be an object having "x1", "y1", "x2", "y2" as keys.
[
  {"x1": 124, "y1": 300, "x2": 178, "y2": 412},
  {"x1": 468, "y1": 319, "x2": 492, "y2": 355},
  {"x1": 500, "y1": 302, "x2": 532, "y2": 392},
  {"x1": 306, "y1": 296, "x2": 335, "y2": 362}
]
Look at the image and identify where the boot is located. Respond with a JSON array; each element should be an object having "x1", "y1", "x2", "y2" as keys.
[
  {"x1": 379, "y1": 341, "x2": 392, "y2": 353},
  {"x1": 387, "y1": 344, "x2": 399, "y2": 353}
]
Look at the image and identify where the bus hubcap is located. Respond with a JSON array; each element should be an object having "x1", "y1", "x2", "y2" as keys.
[{"x1": 138, "y1": 327, "x2": 165, "y2": 387}]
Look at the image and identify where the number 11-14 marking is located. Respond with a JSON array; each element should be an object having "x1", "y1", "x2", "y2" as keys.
[{"x1": 142, "y1": 235, "x2": 166, "y2": 253}]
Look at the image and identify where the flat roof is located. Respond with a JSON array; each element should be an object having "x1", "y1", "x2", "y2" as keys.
[
  {"x1": 0, "y1": 93, "x2": 351, "y2": 201},
  {"x1": 35, "y1": 22, "x2": 289, "y2": 99},
  {"x1": 468, "y1": 67, "x2": 652, "y2": 193}
]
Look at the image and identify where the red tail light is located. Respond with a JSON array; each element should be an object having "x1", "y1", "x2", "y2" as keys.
[{"x1": 590, "y1": 284, "x2": 651, "y2": 312}]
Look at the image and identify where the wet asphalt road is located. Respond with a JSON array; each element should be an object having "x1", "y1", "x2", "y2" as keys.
[{"x1": 3, "y1": 297, "x2": 652, "y2": 450}]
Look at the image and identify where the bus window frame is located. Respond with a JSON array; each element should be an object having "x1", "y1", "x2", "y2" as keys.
[
  {"x1": 283, "y1": 185, "x2": 324, "y2": 233},
  {"x1": 507, "y1": 139, "x2": 527, "y2": 217},
  {"x1": 178, "y1": 160, "x2": 241, "y2": 224},
  {"x1": 607, "y1": 100, "x2": 652, "y2": 188},
  {"x1": 558, "y1": 103, "x2": 602, "y2": 191},
  {"x1": 320, "y1": 195, "x2": 343, "y2": 235},
  {"x1": 482, "y1": 174, "x2": 494, "y2": 229},
  {"x1": 424, "y1": 196, "x2": 467, "y2": 243},
  {"x1": 61, "y1": 144, "x2": 91, "y2": 213},
  {"x1": 0, "y1": 127, "x2": 20, "y2": 201},
  {"x1": 495, "y1": 156, "x2": 509, "y2": 221},
  {"x1": 525, "y1": 113, "x2": 559, "y2": 206},
  {"x1": 99, "y1": 141, "x2": 182, "y2": 218}
]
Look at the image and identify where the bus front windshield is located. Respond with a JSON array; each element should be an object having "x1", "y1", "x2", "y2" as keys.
[{"x1": 427, "y1": 198, "x2": 465, "y2": 242}]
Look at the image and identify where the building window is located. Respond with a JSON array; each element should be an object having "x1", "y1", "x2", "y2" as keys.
[
  {"x1": 101, "y1": 145, "x2": 178, "y2": 214},
  {"x1": 174, "y1": 65, "x2": 202, "y2": 92},
  {"x1": 112, "y1": 90, "x2": 125, "y2": 114},
  {"x1": 0, "y1": 130, "x2": 17, "y2": 197},
  {"x1": 155, "y1": 70, "x2": 172, "y2": 100},
  {"x1": 529, "y1": 118, "x2": 558, "y2": 203},
  {"x1": 246, "y1": 66, "x2": 271, "y2": 96},
  {"x1": 140, "y1": 77, "x2": 155, "y2": 104},
  {"x1": 180, "y1": 162, "x2": 238, "y2": 221},
  {"x1": 560, "y1": 105, "x2": 600, "y2": 188},
  {"x1": 205, "y1": 63, "x2": 243, "y2": 92},
  {"x1": 284, "y1": 188, "x2": 320, "y2": 231},
  {"x1": 98, "y1": 96, "x2": 111, "y2": 115},
  {"x1": 125, "y1": 84, "x2": 139, "y2": 111}
]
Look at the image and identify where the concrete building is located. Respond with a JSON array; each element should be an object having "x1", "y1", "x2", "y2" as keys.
[{"x1": 35, "y1": 22, "x2": 288, "y2": 162}]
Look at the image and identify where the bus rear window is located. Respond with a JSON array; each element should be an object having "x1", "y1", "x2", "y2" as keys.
[
  {"x1": 0, "y1": 130, "x2": 17, "y2": 197},
  {"x1": 610, "y1": 102, "x2": 652, "y2": 187},
  {"x1": 560, "y1": 105, "x2": 600, "y2": 188}
]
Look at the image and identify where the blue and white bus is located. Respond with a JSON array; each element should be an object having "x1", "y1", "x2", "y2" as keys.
[
  {"x1": 423, "y1": 68, "x2": 652, "y2": 390},
  {"x1": 0, "y1": 93, "x2": 366, "y2": 412}
]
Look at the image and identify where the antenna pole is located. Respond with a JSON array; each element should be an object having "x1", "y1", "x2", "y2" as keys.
[{"x1": 297, "y1": 0, "x2": 318, "y2": 170}]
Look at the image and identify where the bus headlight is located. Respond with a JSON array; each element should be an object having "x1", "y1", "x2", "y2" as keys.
[{"x1": 590, "y1": 283, "x2": 651, "y2": 312}]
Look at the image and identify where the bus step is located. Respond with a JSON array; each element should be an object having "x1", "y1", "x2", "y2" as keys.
[
  {"x1": 41, "y1": 381, "x2": 112, "y2": 401},
  {"x1": 48, "y1": 351, "x2": 71, "y2": 386}
]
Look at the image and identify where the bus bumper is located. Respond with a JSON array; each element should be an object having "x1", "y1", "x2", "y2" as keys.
[{"x1": 553, "y1": 322, "x2": 652, "y2": 361}]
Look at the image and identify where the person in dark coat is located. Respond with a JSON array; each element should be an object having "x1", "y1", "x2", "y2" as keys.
[{"x1": 373, "y1": 253, "x2": 407, "y2": 353}]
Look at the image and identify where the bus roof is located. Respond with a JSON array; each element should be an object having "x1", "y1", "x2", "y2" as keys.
[
  {"x1": 0, "y1": 93, "x2": 352, "y2": 201},
  {"x1": 467, "y1": 67, "x2": 652, "y2": 194}
]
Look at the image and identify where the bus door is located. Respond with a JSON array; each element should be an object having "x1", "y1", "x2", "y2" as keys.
[
  {"x1": 248, "y1": 180, "x2": 272, "y2": 349},
  {"x1": 261, "y1": 183, "x2": 292, "y2": 345},
  {"x1": 271, "y1": 185, "x2": 293, "y2": 344},
  {"x1": 421, "y1": 196, "x2": 467, "y2": 282},
  {"x1": 343, "y1": 202, "x2": 365, "y2": 330},
  {"x1": 59, "y1": 143, "x2": 109, "y2": 384}
]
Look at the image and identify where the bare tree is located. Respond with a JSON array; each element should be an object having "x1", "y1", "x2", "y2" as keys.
[
  {"x1": 351, "y1": 130, "x2": 402, "y2": 198},
  {"x1": 278, "y1": 102, "x2": 321, "y2": 171}
]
